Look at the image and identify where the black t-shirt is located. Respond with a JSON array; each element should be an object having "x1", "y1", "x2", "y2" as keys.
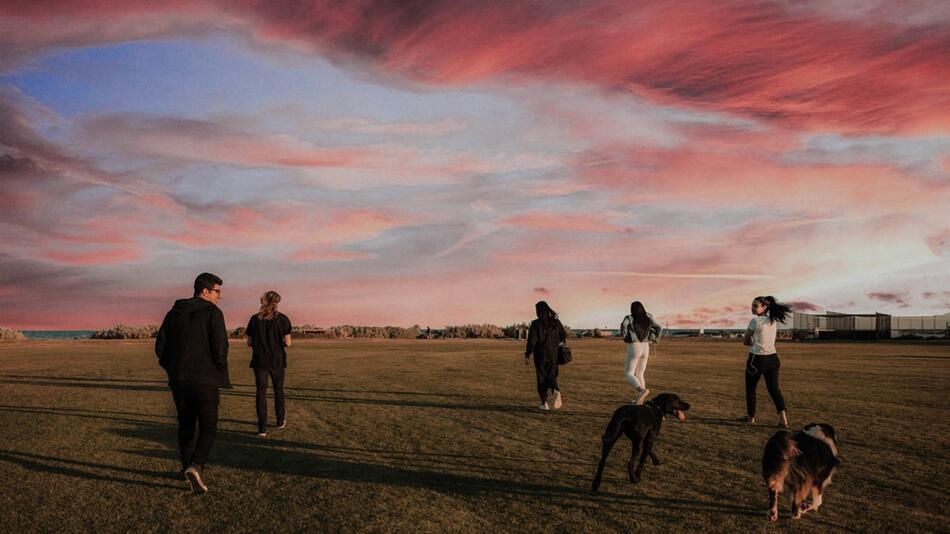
[{"x1": 246, "y1": 312, "x2": 292, "y2": 369}]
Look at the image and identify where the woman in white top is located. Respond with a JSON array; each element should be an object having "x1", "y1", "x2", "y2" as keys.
[
  {"x1": 620, "y1": 301, "x2": 663, "y2": 404},
  {"x1": 740, "y1": 296, "x2": 792, "y2": 427}
]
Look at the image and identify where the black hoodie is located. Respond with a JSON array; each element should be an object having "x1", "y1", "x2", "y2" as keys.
[{"x1": 155, "y1": 297, "x2": 231, "y2": 389}]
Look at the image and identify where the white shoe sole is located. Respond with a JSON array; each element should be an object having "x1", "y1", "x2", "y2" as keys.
[{"x1": 553, "y1": 392, "x2": 562, "y2": 410}]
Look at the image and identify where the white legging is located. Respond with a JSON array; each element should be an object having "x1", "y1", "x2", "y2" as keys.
[{"x1": 625, "y1": 341, "x2": 650, "y2": 390}]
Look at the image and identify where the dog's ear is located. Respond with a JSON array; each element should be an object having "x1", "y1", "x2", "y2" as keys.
[{"x1": 652, "y1": 393, "x2": 674, "y2": 412}]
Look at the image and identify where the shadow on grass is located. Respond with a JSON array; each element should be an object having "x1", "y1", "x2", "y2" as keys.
[
  {"x1": 0, "y1": 376, "x2": 167, "y2": 392},
  {"x1": 217, "y1": 388, "x2": 553, "y2": 415},
  {"x1": 0, "y1": 405, "x2": 255, "y2": 427},
  {"x1": 2, "y1": 375, "x2": 478, "y2": 399},
  {"x1": 111, "y1": 420, "x2": 761, "y2": 518},
  {"x1": 1, "y1": 374, "x2": 167, "y2": 384},
  {"x1": 691, "y1": 417, "x2": 763, "y2": 428},
  {"x1": 0, "y1": 449, "x2": 180, "y2": 489},
  {"x1": 280, "y1": 385, "x2": 475, "y2": 398},
  {"x1": 0, "y1": 403, "x2": 761, "y2": 518}
]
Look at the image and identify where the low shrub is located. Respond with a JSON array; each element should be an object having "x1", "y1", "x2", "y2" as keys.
[
  {"x1": 443, "y1": 324, "x2": 505, "y2": 339},
  {"x1": 0, "y1": 327, "x2": 26, "y2": 342},
  {"x1": 91, "y1": 324, "x2": 159, "y2": 339}
]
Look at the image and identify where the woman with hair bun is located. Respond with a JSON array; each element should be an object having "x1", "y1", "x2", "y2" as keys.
[
  {"x1": 740, "y1": 296, "x2": 792, "y2": 428},
  {"x1": 246, "y1": 291, "x2": 292, "y2": 437}
]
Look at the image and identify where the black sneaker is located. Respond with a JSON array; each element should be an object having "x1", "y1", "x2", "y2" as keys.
[
  {"x1": 276, "y1": 419, "x2": 286, "y2": 429},
  {"x1": 184, "y1": 465, "x2": 208, "y2": 494},
  {"x1": 257, "y1": 428, "x2": 267, "y2": 437}
]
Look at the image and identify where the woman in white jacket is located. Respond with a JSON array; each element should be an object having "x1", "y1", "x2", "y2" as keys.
[{"x1": 620, "y1": 301, "x2": 663, "y2": 404}]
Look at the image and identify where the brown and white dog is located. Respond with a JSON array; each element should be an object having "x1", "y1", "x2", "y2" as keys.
[{"x1": 762, "y1": 423, "x2": 840, "y2": 522}]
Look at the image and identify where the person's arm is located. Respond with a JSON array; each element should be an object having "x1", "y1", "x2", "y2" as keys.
[
  {"x1": 650, "y1": 317, "x2": 663, "y2": 342},
  {"x1": 209, "y1": 309, "x2": 229, "y2": 371},
  {"x1": 245, "y1": 316, "x2": 254, "y2": 347},
  {"x1": 283, "y1": 315, "x2": 292, "y2": 347},
  {"x1": 524, "y1": 322, "x2": 537, "y2": 358},
  {"x1": 620, "y1": 316, "x2": 630, "y2": 341},
  {"x1": 558, "y1": 321, "x2": 566, "y2": 344},
  {"x1": 155, "y1": 312, "x2": 170, "y2": 369},
  {"x1": 743, "y1": 319, "x2": 755, "y2": 346}
]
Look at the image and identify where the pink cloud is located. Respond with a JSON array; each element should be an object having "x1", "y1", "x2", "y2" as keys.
[
  {"x1": 43, "y1": 247, "x2": 142, "y2": 266},
  {"x1": 867, "y1": 291, "x2": 910, "y2": 306},
  {"x1": 503, "y1": 212, "x2": 633, "y2": 233},
  {"x1": 4, "y1": 2, "x2": 949, "y2": 133},
  {"x1": 289, "y1": 247, "x2": 373, "y2": 263},
  {"x1": 926, "y1": 229, "x2": 950, "y2": 257},
  {"x1": 573, "y1": 129, "x2": 950, "y2": 215},
  {"x1": 225, "y1": 1, "x2": 950, "y2": 134},
  {"x1": 78, "y1": 114, "x2": 552, "y2": 185},
  {"x1": 150, "y1": 203, "x2": 412, "y2": 256},
  {"x1": 789, "y1": 301, "x2": 822, "y2": 312}
]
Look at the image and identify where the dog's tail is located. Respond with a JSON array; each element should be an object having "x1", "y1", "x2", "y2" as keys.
[
  {"x1": 601, "y1": 415, "x2": 626, "y2": 444},
  {"x1": 763, "y1": 430, "x2": 799, "y2": 491}
]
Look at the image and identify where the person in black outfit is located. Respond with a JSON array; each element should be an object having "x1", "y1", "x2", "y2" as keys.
[
  {"x1": 524, "y1": 301, "x2": 566, "y2": 410},
  {"x1": 155, "y1": 272, "x2": 231, "y2": 494},
  {"x1": 246, "y1": 290, "x2": 292, "y2": 437}
]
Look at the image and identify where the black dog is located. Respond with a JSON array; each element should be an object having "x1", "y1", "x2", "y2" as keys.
[
  {"x1": 591, "y1": 393, "x2": 690, "y2": 491},
  {"x1": 762, "y1": 423, "x2": 839, "y2": 523}
]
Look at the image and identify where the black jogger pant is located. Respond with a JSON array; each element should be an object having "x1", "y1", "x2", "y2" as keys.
[
  {"x1": 534, "y1": 359, "x2": 559, "y2": 403},
  {"x1": 254, "y1": 368, "x2": 285, "y2": 431},
  {"x1": 171, "y1": 386, "x2": 220, "y2": 469},
  {"x1": 745, "y1": 353, "x2": 786, "y2": 417}
]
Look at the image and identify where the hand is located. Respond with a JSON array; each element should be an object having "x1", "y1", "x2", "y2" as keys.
[{"x1": 524, "y1": 356, "x2": 530, "y2": 366}]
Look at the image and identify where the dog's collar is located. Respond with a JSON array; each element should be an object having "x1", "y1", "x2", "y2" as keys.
[{"x1": 644, "y1": 400, "x2": 665, "y2": 418}]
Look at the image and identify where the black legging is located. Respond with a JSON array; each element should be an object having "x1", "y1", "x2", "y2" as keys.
[
  {"x1": 534, "y1": 358, "x2": 559, "y2": 403},
  {"x1": 745, "y1": 353, "x2": 786, "y2": 417}
]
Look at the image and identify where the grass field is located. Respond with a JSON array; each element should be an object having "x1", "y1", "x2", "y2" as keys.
[{"x1": 0, "y1": 338, "x2": 947, "y2": 533}]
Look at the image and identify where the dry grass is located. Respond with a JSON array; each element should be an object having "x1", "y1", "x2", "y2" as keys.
[{"x1": 0, "y1": 339, "x2": 947, "y2": 533}]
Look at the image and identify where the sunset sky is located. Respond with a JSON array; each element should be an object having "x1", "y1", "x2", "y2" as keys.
[{"x1": 1, "y1": 1, "x2": 948, "y2": 329}]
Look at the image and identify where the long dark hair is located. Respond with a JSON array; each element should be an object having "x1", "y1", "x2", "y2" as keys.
[
  {"x1": 754, "y1": 295, "x2": 792, "y2": 324},
  {"x1": 630, "y1": 301, "x2": 652, "y2": 342},
  {"x1": 535, "y1": 301, "x2": 559, "y2": 329}
]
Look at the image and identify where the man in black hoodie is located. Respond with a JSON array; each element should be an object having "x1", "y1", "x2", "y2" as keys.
[{"x1": 156, "y1": 272, "x2": 231, "y2": 494}]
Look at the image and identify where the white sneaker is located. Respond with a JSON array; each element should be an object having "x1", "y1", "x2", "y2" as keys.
[
  {"x1": 539, "y1": 402, "x2": 549, "y2": 410},
  {"x1": 184, "y1": 465, "x2": 208, "y2": 494},
  {"x1": 552, "y1": 390, "x2": 563, "y2": 410}
]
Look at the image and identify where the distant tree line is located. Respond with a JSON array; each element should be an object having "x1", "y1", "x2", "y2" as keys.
[{"x1": 89, "y1": 322, "x2": 576, "y2": 340}]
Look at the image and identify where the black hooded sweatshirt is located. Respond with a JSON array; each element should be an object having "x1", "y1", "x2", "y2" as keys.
[
  {"x1": 155, "y1": 297, "x2": 231, "y2": 389},
  {"x1": 525, "y1": 318, "x2": 566, "y2": 363}
]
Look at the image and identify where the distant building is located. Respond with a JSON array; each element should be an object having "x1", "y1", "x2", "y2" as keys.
[
  {"x1": 891, "y1": 313, "x2": 950, "y2": 339},
  {"x1": 784, "y1": 311, "x2": 949, "y2": 340}
]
